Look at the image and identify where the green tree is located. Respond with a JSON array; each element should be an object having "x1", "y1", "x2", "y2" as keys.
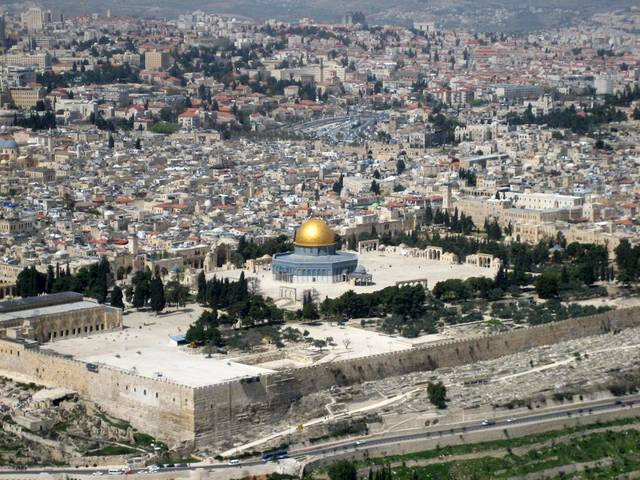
[
  {"x1": 150, "y1": 122, "x2": 180, "y2": 134},
  {"x1": 149, "y1": 275, "x2": 166, "y2": 314},
  {"x1": 347, "y1": 234, "x2": 357, "y2": 251},
  {"x1": 427, "y1": 381, "x2": 448, "y2": 409},
  {"x1": 19, "y1": 266, "x2": 34, "y2": 295},
  {"x1": 45, "y1": 265, "x2": 55, "y2": 294},
  {"x1": 327, "y1": 460, "x2": 357, "y2": 480},
  {"x1": 332, "y1": 173, "x2": 344, "y2": 194},
  {"x1": 370, "y1": 179, "x2": 381, "y2": 195},
  {"x1": 535, "y1": 271, "x2": 560, "y2": 299},
  {"x1": 432, "y1": 278, "x2": 471, "y2": 301},
  {"x1": 615, "y1": 239, "x2": 639, "y2": 285},
  {"x1": 16, "y1": 266, "x2": 47, "y2": 297},
  {"x1": 166, "y1": 280, "x2": 188, "y2": 308},
  {"x1": 94, "y1": 256, "x2": 111, "y2": 303},
  {"x1": 132, "y1": 270, "x2": 151, "y2": 308},
  {"x1": 185, "y1": 310, "x2": 224, "y2": 346},
  {"x1": 301, "y1": 291, "x2": 319, "y2": 319},
  {"x1": 108, "y1": 134, "x2": 114, "y2": 149},
  {"x1": 494, "y1": 265, "x2": 509, "y2": 290},
  {"x1": 425, "y1": 203, "x2": 433, "y2": 224},
  {"x1": 196, "y1": 270, "x2": 207, "y2": 304},
  {"x1": 484, "y1": 218, "x2": 502, "y2": 241},
  {"x1": 110, "y1": 285, "x2": 125, "y2": 310}
]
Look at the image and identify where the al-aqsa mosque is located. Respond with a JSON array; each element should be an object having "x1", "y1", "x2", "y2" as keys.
[{"x1": 272, "y1": 218, "x2": 359, "y2": 283}]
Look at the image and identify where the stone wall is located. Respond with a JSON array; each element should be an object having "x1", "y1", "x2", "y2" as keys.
[
  {"x1": 3, "y1": 423, "x2": 75, "y2": 455},
  {"x1": 0, "y1": 340, "x2": 194, "y2": 447},
  {"x1": 1, "y1": 307, "x2": 640, "y2": 449},
  {"x1": 84, "y1": 364, "x2": 195, "y2": 447},
  {"x1": 188, "y1": 307, "x2": 640, "y2": 447},
  {"x1": 32, "y1": 305, "x2": 122, "y2": 343},
  {"x1": 68, "y1": 454, "x2": 144, "y2": 468},
  {"x1": 273, "y1": 307, "x2": 640, "y2": 397},
  {"x1": 192, "y1": 370, "x2": 306, "y2": 447},
  {"x1": 1, "y1": 304, "x2": 122, "y2": 344}
]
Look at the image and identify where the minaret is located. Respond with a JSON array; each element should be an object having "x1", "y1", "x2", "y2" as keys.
[
  {"x1": 128, "y1": 233, "x2": 138, "y2": 256},
  {"x1": 441, "y1": 183, "x2": 452, "y2": 212}
]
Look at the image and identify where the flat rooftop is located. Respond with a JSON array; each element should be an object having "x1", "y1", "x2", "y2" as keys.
[
  {"x1": 0, "y1": 292, "x2": 83, "y2": 314},
  {"x1": 45, "y1": 306, "x2": 274, "y2": 387},
  {"x1": 83, "y1": 346, "x2": 274, "y2": 387},
  {"x1": 0, "y1": 300, "x2": 102, "y2": 323}
]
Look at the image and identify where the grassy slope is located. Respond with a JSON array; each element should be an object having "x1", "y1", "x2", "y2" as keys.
[{"x1": 358, "y1": 417, "x2": 640, "y2": 479}]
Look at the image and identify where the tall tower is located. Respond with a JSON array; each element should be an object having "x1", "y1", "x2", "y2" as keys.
[
  {"x1": 0, "y1": 15, "x2": 5, "y2": 49},
  {"x1": 22, "y1": 7, "x2": 44, "y2": 32},
  {"x1": 128, "y1": 233, "x2": 139, "y2": 256},
  {"x1": 47, "y1": 129, "x2": 54, "y2": 154},
  {"x1": 441, "y1": 183, "x2": 452, "y2": 212}
]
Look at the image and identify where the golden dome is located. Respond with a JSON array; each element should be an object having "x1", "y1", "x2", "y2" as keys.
[{"x1": 294, "y1": 218, "x2": 336, "y2": 247}]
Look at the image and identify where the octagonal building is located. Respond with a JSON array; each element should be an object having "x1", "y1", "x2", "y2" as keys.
[{"x1": 272, "y1": 218, "x2": 358, "y2": 283}]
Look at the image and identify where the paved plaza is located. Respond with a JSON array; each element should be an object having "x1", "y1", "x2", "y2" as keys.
[
  {"x1": 44, "y1": 307, "x2": 276, "y2": 387},
  {"x1": 45, "y1": 250, "x2": 497, "y2": 388},
  {"x1": 217, "y1": 250, "x2": 495, "y2": 303}
]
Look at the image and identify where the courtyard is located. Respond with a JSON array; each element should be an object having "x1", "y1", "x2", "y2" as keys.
[{"x1": 217, "y1": 250, "x2": 496, "y2": 304}]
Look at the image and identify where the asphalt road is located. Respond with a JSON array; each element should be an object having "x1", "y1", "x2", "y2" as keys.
[
  {"x1": 2, "y1": 394, "x2": 639, "y2": 477},
  {"x1": 294, "y1": 394, "x2": 640, "y2": 458}
]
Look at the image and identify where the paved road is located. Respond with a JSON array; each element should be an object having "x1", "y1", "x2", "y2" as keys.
[
  {"x1": 293, "y1": 394, "x2": 640, "y2": 459},
  {"x1": 2, "y1": 394, "x2": 639, "y2": 477}
]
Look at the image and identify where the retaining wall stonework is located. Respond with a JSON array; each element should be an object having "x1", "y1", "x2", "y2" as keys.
[
  {"x1": 0, "y1": 340, "x2": 195, "y2": 447},
  {"x1": 192, "y1": 307, "x2": 640, "y2": 446},
  {"x1": 1, "y1": 307, "x2": 639, "y2": 448}
]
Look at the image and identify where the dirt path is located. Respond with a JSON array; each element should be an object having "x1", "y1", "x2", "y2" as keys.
[{"x1": 220, "y1": 387, "x2": 421, "y2": 457}]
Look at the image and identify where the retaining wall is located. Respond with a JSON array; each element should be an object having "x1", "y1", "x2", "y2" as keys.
[
  {"x1": 266, "y1": 307, "x2": 640, "y2": 397},
  {"x1": 1, "y1": 307, "x2": 639, "y2": 449},
  {"x1": 0, "y1": 340, "x2": 195, "y2": 447},
  {"x1": 191, "y1": 307, "x2": 640, "y2": 447}
]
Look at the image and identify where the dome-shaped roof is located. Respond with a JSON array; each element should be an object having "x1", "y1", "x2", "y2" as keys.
[
  {"x1": 294, "y1": 218, "x2": 335, "y2": 247},
  {"x1": 353, "y1": 264, "x2": 367, "y2": 274}
]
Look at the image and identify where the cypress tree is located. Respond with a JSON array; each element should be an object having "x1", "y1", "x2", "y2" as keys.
[
  {"x1": 495, "y1": 264, "x2": 509, "y2": 290},
  {"x1": 111, "y1": 285, "x2": 125, "y2": 310},
  {"x1": 132, "y1": 274, "x2": 149, "y2": 309},
  {"x1": 196, "y1": 270, "x2": 206, "y2": 304},
  {"x1": 149, "y1": 275, "x2": 166, "y2": 314},
  {"x1": 100, "y1": 257, "x2": 110, "y2": 300},
  {"x1": 45, "y1": 265, "x2": 55, "y2": 294}
]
